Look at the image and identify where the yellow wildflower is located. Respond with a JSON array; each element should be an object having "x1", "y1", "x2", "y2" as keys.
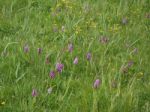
[
  {"x1": 137, "y1": 72, "x2": 144, "y2": 79},
  {"x1": 1, "y1": 101, "x2": 5, "y2": 105},
  {"x1": 91, "y1": 22, "x2": 97, "y2": 28}
]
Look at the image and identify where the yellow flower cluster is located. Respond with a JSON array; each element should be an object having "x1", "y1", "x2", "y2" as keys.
[
  {"x1": 109, "y1": 24, "x2": 121, "y2": 32},
  {"x1": 136, "y1": 72, "x2": 144, "y2": 79},
  {"x1": 0, "y1": 101, "x2": 5, "y2": 106},
  {"x1": 91, "y1": 22, "x2": 97, "y2": 28},
  {"x1": 86, "y1": 18, "x2": 97, "y2": 28},
  {"x1": 61, "y1": 0, "x2": 74, "y2": 9},
  {"x1": 75, "y1": 26, "x2": 82, "y2": 34}
]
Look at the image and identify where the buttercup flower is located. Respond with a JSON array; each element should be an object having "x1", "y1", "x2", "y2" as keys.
[
  {"x1": 56, "y1": 63, "x2": 64, "y2": 73},
  {"x1": 73, "y1": 57, "x2": 78, "y2": 64},
  {"x1": 1, "y1": 101, "x2": 5, "y2": 105},
  {"x1": 93, "y1": 79, "x2": 101, "y2": 88}
]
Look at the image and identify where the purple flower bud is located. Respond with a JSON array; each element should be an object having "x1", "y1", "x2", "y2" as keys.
[
  {"x1": 93, "y1": 79, "x2": 101, "y2": 89},
  {"x1": 49, "y1": 71, "x2": 55, "y2": 79},
  {"x1": 100, "y1": 36, "x2": 109, "y2": 44},
  {"x1": 56, "y1": 63, "x2": 64, "y2": 73},
  {"x1": 45, "y1": 56, "x2": 50, "y2": 64},
  {"x1": 47, "y1": 87, "x2": 52, "y2": 94},
  {"x1": 32, "y1": 89, "x2": 38, "y2": 97},
  {"x1": 86, "y1": 52, "x2": 91, "y2": 60},
  {"x1": 68, "y1": 43, "x2": 73, "y2": 52},
  {"x1": 127, "y1": 60, "x2": 134, "y2": 68},
  {"x1": 37, "y1": 48, "x2": 42, "y2": 54},
  {"x1": 73, "y1": 57, "x2": 78, "y2": 64},
  {"x1": 24, "y1": 44, "x2": 29, "y2": 53}
]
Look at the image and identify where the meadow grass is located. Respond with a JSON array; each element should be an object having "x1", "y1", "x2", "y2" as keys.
[{"x1": 0, "y1": 0, "x2": 150, "y2": 112}]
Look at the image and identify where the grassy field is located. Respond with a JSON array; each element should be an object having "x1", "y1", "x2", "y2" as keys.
[{"x1": 0, "y1": 0, "x2": 150, "y2": 111}]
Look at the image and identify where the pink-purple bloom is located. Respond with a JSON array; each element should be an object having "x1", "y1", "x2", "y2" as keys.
[
  {"x1": 100, "y1": 36, "x2": 109, "y2": 44},
  {"x1": 32, "y1": 89, "x2": 38, "y2": 97},
  {"x1": 93, "y1": 79, "x2": 101, "y2": 89},
  {"x1": 127, "y1": 60, "x2": 134, "y2": 68},
  {"x1": 86, "y1": 53, "x2": 91, "y2": 60},
  {"x1": 24, "y1": 44, "x2": 29, "y2": 53},
  {"x1": 73, "y1": 57, "x2": 78, "y2": 64},
  {"x1": 68, "y1": 43, "x2": 73, "y2": 52},
  {"x1": 49, "y1": 71, "x2": 55, "y2": 78},
  {"x1": 56, "y1": 63, "x2": 64, "y2": 73}
]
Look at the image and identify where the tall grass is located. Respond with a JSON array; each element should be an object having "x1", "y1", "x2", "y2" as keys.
[{"x1": 0, "y1": 0, "x2": 150, "y2": 111}]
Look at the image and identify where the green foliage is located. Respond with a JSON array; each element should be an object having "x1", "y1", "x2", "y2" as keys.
[{"x1": 0, "y1": 0, "x2": 150, "y2": 111}]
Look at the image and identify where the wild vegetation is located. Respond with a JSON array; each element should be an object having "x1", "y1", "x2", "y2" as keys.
[{"x1": 0, "y1": 0, "x2": 150, "y2": 111}]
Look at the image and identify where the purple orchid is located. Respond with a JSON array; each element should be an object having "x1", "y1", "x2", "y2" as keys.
[
  {"x1": 86, "y1": 52, "x2": 91, "y2": 60},
  {"x1": 32, "y1": 89, "x2": 38, "y2": 97},
  {"x1": 24, "y1": 44, "x2": 29, "y2": 53},
  {"x1": 56, "y1": 63, "x2": 64, "y2": 73},
  {"x1": 73, "y1": 57, "x2": 78, "y2": 64},
  {"x1": 68, "y1": 43, "x2": 73, "y2": 52},
  {"x1": 93, "y1": 79, "x2": 101, "y2": 89},
  {"x1": 49, "y1": 71, "x2": 55, "y2": 79}
]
